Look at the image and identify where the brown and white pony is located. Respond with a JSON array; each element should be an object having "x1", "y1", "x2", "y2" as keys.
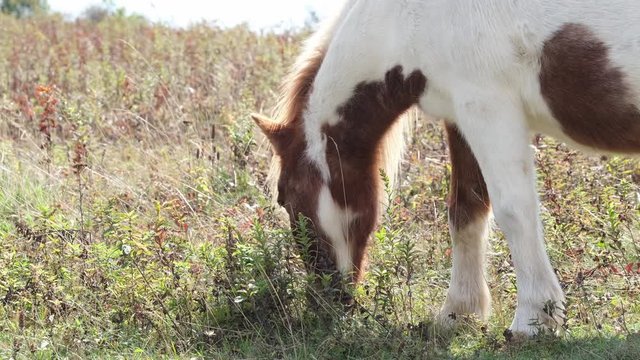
[{"x1": 252, "y1": 0, "x2": 640, "y2": 335}]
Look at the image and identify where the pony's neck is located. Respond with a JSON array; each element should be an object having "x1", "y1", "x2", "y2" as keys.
[
  {"x1": 322, "y1": 118, "x2": 390, "y2": 211},
  {"x1": 311, "y1": 66, "x2": 428, "y2": 210}
]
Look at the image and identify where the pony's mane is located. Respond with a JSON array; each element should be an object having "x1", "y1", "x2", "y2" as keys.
[
  {"x1": 272, "y1": 36, "x2": 328, "y2": 128},
  {"x1": 271, "y1": 0, "x2": 358, "y2": 127},
  {"x1": 267, "y1": 0, "x2": 413, "y2": 202}
]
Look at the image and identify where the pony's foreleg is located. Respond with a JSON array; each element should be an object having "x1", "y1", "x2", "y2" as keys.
[
  {"x1": 439, "y1": 123, "x2": 492, "y2": 323},
  {"x1": 451, "y1": 90, "x2": 565, "y2": 335}
]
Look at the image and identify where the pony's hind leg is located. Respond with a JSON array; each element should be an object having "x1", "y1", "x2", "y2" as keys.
[{"x1": 439, "y1": 123, "x2": 492, "y2": 323}]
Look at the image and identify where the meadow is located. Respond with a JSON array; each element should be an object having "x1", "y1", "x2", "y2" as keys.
[{"x1": 0, "y1": 12, "x2": 639, "y2": 359}]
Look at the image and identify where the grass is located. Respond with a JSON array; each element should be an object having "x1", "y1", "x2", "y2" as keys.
[{"x1": 0, "y1": 12, "x2": 639, "y2": 359}]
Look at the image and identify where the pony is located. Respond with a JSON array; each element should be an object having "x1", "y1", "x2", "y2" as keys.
[{"x1": 252, "y1": 0, "x2": 640, "y2": 336}]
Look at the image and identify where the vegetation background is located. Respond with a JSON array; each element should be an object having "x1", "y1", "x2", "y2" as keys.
[{"x1": 0, "y1": 1, "x2": 639, "y2": 358}]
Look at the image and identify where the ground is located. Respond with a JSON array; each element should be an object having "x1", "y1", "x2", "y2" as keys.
[{"x1": 0, "y1": 13, "x2": 639, "y2": 359}]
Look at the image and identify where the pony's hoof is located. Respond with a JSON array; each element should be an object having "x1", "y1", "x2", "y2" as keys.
[
  {"x1": 437, "y1": 288, "x2": 491, "y2": 327},
  {"x1": 509, "y1": 299, "x2": 567, "y2": 337},
  {"x1": 435, "y1": 310, "x2": 459, "y2": 328}
]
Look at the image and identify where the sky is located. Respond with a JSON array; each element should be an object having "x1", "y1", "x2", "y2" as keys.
[{"x1": 48, "y1": 0, "x2": 342, "y2": 29}]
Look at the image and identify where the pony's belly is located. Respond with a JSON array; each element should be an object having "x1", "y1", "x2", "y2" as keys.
[
  {"x1": 547, "y1": 112, "x2": 640, "y2": 154},
  {"x1": 532, "y1": 113, "x2": 640, "y2": 155}
]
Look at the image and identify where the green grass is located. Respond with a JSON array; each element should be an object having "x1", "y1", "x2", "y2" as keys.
[{"x1": 0, "y1": 12, "x2": 639, "y2": 359}]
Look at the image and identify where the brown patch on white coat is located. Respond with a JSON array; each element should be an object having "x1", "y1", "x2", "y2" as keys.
[
  {"x1": 540, "y1": 23, "x2": 640, "y2": 152},
  {"x1": 322, "y1": 66, "x2": 427, "y2": 280}
]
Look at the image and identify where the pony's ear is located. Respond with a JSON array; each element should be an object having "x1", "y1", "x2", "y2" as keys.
[{"x1": 251, "y1": 113, "x2": 293, "y2": 155}]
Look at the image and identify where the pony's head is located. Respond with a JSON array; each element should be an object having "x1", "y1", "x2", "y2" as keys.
[
  {"x1": 252, "y1": 66, "x2": 426, "y2": 282},
  {"x1": 252, "y1": 113, "x2": 340, "y2": 277},
  {"x1": 251, "y1": 114, "x2": 319, "y2": 220}
]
